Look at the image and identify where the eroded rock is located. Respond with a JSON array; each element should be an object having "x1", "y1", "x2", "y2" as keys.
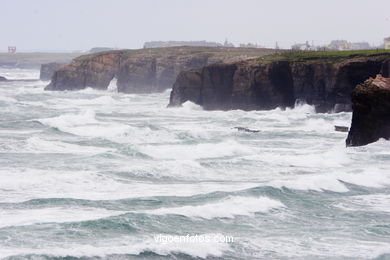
[
  {"x1": 169, "y1": 52, "x2": 390, "y2": 113},
  {"x1": 346, "y1": 74, "x2": 390, "y2": 146},
  {"x1": 45, "y1": 47, "x2": 278, "y2": 93}
]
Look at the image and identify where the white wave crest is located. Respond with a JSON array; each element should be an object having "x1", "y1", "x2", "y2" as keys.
[
  {"x1": 107, "y1": 77, "x2": 118, "y2": 92},
  {"x1": 0, "y1": 168, "x2": 258, "y2": 203},
  {"x1": 25, "y1": 136, "x2": 113, "y2": 154},
  {"x1": 0, "y1": 207, "x2": 126, "y2": 228},
  {"x1": 139, "y1": 140, "x2": 253, "y2": 160},
  {"x1": 142, "y1": 196, "x2": 284, "y2": 219},
  {"x1": 0, "y1": 234, "x2": 231, "y2": 258},
  {"x1": 181, "y1": 101, "x2": 203, "y2": 111},
  {"x1": 37, "y1": 110, "x2": 132, "y2": 139}
]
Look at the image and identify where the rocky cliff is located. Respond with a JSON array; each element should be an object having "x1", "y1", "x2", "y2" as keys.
[
  {"x1": 346, "y1": 75, "x2": 390, "y2": 146},
  {"x1": 169, "y1": 50, "x2": 390, "y2": 112},
  {"x1": 40, "y1": 62, "x2": 66, "y2": 81},
  {"x1": 45, "y1": 47, "x2": 278, "y2": 92}
]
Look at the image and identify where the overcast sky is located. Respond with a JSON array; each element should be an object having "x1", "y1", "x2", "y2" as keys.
[{"x1": 1, "y1": 0, "x2": 389, "y2": 52}]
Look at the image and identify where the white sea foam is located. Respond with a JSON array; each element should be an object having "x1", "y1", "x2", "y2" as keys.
[
  {"x1": 245, "y1": 236, "x2": 390, "y2": 259},
  {"x1": 139, "y1": 140, "x2": 253, "y2": 160},
  {"x1": 107, "y1": 77, "x2": 118, "y2": 92},
  {"x1": 288, "y1": 102, "x2": 316, "y2": 114},
  {"x1": 143, "y1": 196, "x2": 284, "y2": 219},
  {"x1": 181, "y1": 101, "x2": 203, "y2": 111},
  {"x1": 0, "y1": 207, "x2": 126, "y2": 228},
  {"x1": 0, "y1": 234, "x2": 231, "y2": 258},
  {"x1": 0, "y1": 168, "x2": 258, "y2": 203},
  {"x1": 37, "y1": 110, "x2": 132, "y2": 139},
  {"x1": 337, "y1": 194, "x2": 390, "y2": 213},
  {"x1": 1, "y1": 69, "x2": 390, "y2": 260},
  {"x1": 257, "y1": 144, "x2": 351, "y2": 169},
  {"x1": 49, "y1": 96, "x2": 117, "y2": 107},
  {"x1": 269, "y1": 166, "x2": 390, "y2": 192},
  {"x1": 25, "y1": 136, "x2": 113, "y2": 154},
  {"x1": 270, "y1": 174, "x2": 349, "y2": 192},
  {"x1": 0, "y1": 96, "x2": 17, "y2": 103}
]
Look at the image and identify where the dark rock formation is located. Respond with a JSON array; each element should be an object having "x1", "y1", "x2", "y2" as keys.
[
  {"x1": 40, "y1": 63, "x2": 66, "y2": 81},
  {"x1": 234, "y1": 127, "x2": 260, "y2": 133},
  {"x1": 46, "y1": 52, "x2": 122, "y2": 91},
  {"x1": 169, "y1": 51, "x2": 390, "y2": 112},
  {"x1": 0, "y1": 76, "x2": 6, "y2": 81},
  {"x1": 335, "y1": 126, "x2": 349, "y2": 132},
  {"x1": 346, "y1": 75, "x2": 390, "y2": 146},
  {"x1": 45, "y1": 47, "x2": 278, "y2": 92}
]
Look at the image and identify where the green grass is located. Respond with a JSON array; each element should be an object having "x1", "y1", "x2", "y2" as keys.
[
  {"x1": 74, "y1": 46, "x2": 279, "y2": 61},
  {"x1": 258, "y1": 49, "x2": 390, "y2": 63}
]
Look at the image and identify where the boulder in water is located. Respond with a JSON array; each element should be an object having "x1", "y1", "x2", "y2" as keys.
[{"x1": 334, "y1": 126, "x2": 349, "y2": 132}]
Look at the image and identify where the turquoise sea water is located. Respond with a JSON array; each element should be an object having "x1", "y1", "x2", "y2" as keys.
[{"x1": 0, "y1": 68, "x2": 389, "y2": 260}]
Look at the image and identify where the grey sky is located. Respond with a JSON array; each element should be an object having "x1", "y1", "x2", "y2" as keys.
[{"x1": 1, "y1": 0, "x2": 389, "y2": 52}]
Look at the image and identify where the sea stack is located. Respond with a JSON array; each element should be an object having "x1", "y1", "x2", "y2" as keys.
[{"x1": 346, "y1": 74, "x2": 390, "y2": 146}]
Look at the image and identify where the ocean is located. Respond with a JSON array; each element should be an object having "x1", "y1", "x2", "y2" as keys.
[{"x1": 0, "y1": 68, "x2": 389, "y2": 260}]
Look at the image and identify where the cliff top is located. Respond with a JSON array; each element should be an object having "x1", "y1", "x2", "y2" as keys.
[
  {"x1": 74, "y1": 46, "x2": 279, "y2": 61},
  {"x1": 255, "y1": 49, "x2": 390, "y2": 64}
]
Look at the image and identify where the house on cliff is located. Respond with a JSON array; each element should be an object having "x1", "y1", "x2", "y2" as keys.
[
  {"x1": 328, "y1": 40, "x2": 351, "y2": 51},
  {"x1": 385, "y1": 37, "x2": 390, "y2": 50}
]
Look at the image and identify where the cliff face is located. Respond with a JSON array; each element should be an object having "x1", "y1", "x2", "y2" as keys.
[
  {"x1": 346, "y1": 75, "x2": 390, "y2": 146},
  {"x1": 45, "y1": 47, "x2": 278, "y2": 93},
  {"x1": 46, "y1": 52, "x2": 122, "y2": 91},
  {"x1": 169, "y1": 51, "x2": 390, "y2": 112}
]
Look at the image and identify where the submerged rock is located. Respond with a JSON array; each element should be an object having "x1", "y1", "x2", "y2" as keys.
[
  {"x1": 0, "y1": 76, "x2": 6, "y2": 81},
  {"x1": 346, "y1": 75, "x2": 390, "y2": 146},
  {"x1": 234, "y1": 127, "x2": 260, "y2": 133},
  {"x1": 40, "y1": 62, "x2": 66, "y2": 81},
  {"x1": 169, "y1": 51, "x2": 390, "y2": 113},
  {"x1": 335, "y1": 126, "x2": 349, "y2": 132}
]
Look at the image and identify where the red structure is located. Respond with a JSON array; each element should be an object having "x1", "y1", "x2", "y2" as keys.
[{"x1": 8, "y1": 46, "x2": 16, "y2": 53}]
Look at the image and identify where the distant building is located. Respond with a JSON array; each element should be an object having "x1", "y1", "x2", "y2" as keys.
[
  {"x1": 350, "y1": 42, "x2": 370, "y2": 50},
  {"x1": 326, "y1": 40, "x2": 370, "y2": 51},
  {"x1": 328, "y1": 40, "x2": 351, "y2": 51},
  {"x1": 385, "y1": 37, "x2": 390, "y2": 50},
  {"x1": 8, "y1": 46, "x2": 16, "y2": 53},
  {"x1": 292, "y1": 41, "x2": 311, "y2": 51},
  {"x1": 239, "y1": 42, "x2": 264, "y2": 48},
  {"x1": 143, "y1": 41, "x2": 223, "y2": 49},
  {"x1": 291, "y1": 41, "x2": 320, "y2": 51},
  {"x1": 223, "y1": 39, "x2": 235, "y2": 47}
]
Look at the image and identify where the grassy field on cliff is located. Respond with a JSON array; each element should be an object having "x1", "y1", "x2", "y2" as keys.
[
  {"x1": 75, "y1": 46, "x2": 279, "y2": 61},
  {"x1": 259, "y1": 49, "x2": 390, "y2": 63}
]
